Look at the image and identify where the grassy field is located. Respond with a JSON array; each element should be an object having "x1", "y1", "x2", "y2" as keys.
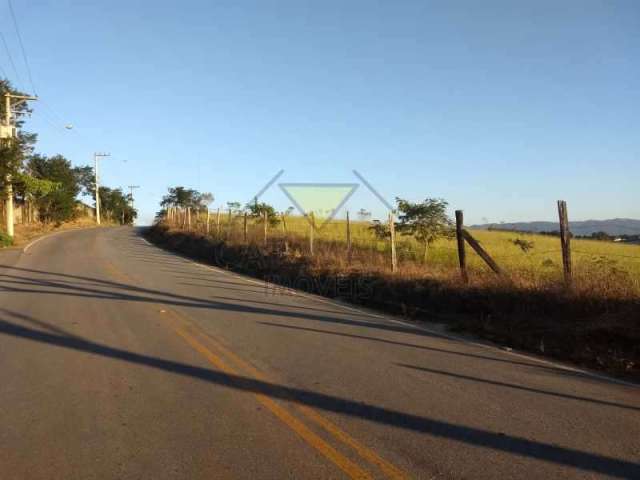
[{"x1": 186, "y1": 211, "x2": 640, "y2": 297}]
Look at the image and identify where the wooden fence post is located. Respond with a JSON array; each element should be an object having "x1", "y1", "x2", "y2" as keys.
[
  {"x1": 462, "y1": 230, "x2": 503, "y2": 275},
  {"x1": 263, "y1": 211, "x2": 268, "y2": 246},
  {"x1": 281, "y1": 213, "x2": 289, "y2": 254},
  {"x1": 216, "y1": 208, "x2": 221, "y2": 236},
  {"x1": 206, "y1": 208, "x2": 210, "y2": 235},
  {"x1": 557, "y1": 200, "x2": 572, "y2": 286},
  {"x1": 187, "y1": 208, "x2": 191, "y2": 231},
  {"x1": 455, "y1": 210, "x2": 468, "y2": 283},
  {"x1": 309, "y1": 212, "x2": 315, "y2": 256},
  {"x1": 389, "y1": 212, "x2": 397, "y2": 273},
  {"x1": 243, "y1": 212, "x2": 248, "y2": 243},
  {"x1": 346, "y1": 211, "x2": 352, "y2": 265}
]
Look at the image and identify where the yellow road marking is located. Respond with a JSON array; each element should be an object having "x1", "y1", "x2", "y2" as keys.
[
  {"x1": 102, "y1": 259, "x2": 408, "y2": 479},
  {"x1": 187, "y1": 324, "x2": 409, "y2": 480},
  {"x1": 174, "y1": 326, "x2": 372, "y2": 480}
]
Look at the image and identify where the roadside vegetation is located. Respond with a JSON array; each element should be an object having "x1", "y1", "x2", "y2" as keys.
[
  {"x1": 0, "y1": 78, "x2": 136, "y2": 246},
  {"x1": 147, "y1": 186, "x2": 640, "y2": 380}
]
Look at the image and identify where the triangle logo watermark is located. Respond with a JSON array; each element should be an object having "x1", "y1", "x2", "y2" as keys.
[{"x1": 279, "y1": 183, "x2": 359, "y2": 230}]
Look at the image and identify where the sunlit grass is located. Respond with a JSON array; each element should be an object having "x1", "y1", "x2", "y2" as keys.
[{"x1": 185, "y1": 211, "x2": 640, "y2": 297}]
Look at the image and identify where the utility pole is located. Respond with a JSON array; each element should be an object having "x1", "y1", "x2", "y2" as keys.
[
  {"x1": 127, "y1": 185, "x2": 140, "y2": 210},
  {"x1": 94, "y1": 153, "x2": 110, "y2": 225},
  {"x1": 1, "y1": 92, "x2": 37, "y2": 238}
]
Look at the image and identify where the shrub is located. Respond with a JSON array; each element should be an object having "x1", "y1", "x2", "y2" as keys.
[{"x1": 0, "y1": 231, "x2": 13, "y2": 247}]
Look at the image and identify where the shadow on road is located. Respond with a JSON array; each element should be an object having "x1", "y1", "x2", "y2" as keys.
[
  {"x1": 0, "y1": 309, "x2": 638, "y2": 479},
  {"x1": 0, "y1": 264, "x2": 447, "y2": 338},
  {"x1": 395, "y1": 363, "x2": 639, "y2": 412}
]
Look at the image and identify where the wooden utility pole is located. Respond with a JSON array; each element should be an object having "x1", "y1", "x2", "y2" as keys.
[
  {"x1": 281, "y1": 212, "x2": 289, "y2": 254},
  {"x1": 243, "y1": 212, "x2": 248, "y2": 243},
  {"x1": 93, "y1": 152, "x2": 110, "y2": 225},
  {"x1": 127, "y1": 185, "x2": 140, "y2": 211},
  {"x1": 389, "y1": 212, "x2": 397, "y2": 273},
  {"x1": 263, "y1": 211, "x2": 268, "y2": 246},
  {"x1": 455, "y1": 210, "x2": 468, "y2": 283},
  {"x1": 346, "y1": 211, "x2": 352, "y2": 265},
  {"x1": 309, "y1": 213, "x2": 315, "y2": 256},
  {"x1": 557, "y1": 200, "x2": 572, "y2": 286}
]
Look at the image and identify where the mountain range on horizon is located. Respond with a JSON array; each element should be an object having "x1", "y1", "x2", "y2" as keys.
[{"x1": 471, "y1": 218, "x2": 640, "y2": 236}]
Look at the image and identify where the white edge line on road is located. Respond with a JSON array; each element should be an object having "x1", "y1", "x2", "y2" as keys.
[
  {"x1": 22, "y1": 229, "x2": 80, "y2": 254},
  {"x1": 139, "y1": 235, "x2": 639, "y2": 389}
]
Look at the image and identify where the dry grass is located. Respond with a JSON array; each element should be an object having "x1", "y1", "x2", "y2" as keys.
[
  {"x1": 1, "y1": 217, "x2": 114, "y2": 248},
  {"x1": 181, "y1": 212, "x2": 640, "y2": 301}
]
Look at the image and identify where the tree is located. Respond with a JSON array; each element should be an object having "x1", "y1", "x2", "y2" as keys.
[
  {"x1": 226, "y1": 201, "x2": 241, "y2": 214},
  {"x1": 590, "y1": 231, "x2": 611, "y2": 241},
  {"x1": 1, "y1": 79, "x2": 37, "y2": 204},
  {"x1": 99, "y1": 187, "x2": 137, "y2": 225},
  {"x1": 197, "y1": 192, "x2": 214, "y2": 210},
  {"x1": 160, "y1": 186, "x2": 210, "y2": 211},
  {"x1": 395, "y1": 197, "x2": 453, "y2": 262},
  {"x1": 14, "y1": 172, "x2": 60, "y2": 223},
  {"x1": 246, "y1": 201, "x2": 280, "y2": 226},
  {"x1": 26, "y1": 154, "x2": 82, "y2": 223},
  {"x1": 369, "y1": 219, "x2": 390, "y2": 240},
  {"x1": 73, "y1": 165, "x2": 95, "y2": 198},
  {"x1": 161, "y1": 186, "x2": 196, "y2": 209},
  {"x1": 1, "y1": 78, "x2": 100, "y2": 228}
]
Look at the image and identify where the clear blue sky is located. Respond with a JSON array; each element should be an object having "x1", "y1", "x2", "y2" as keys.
[{"x1": 2, "y1": 0, "x2": 638, "y2": 225}]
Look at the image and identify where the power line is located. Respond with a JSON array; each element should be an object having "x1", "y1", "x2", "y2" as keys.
[
  {"x1": 33, "y1": 108, "x2": 68, "y2": 135},
  {"x1": 0, "y1": 28, "x2": 22, "y2": 88},
  {"x1": 38, "y1": 98, "x2": 67, "y2": 125},
  {"x1": 7, "y1": 0, "x2": 36, "y2": 95}
]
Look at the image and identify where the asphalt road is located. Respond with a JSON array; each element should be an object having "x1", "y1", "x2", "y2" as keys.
[{"x1": 0, "y1": 227, "x2": 638, "y2": 479}]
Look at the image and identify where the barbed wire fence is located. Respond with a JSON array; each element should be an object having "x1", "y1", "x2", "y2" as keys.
[{"x1": 161, "y1": 201, "x2": 640, "y2": 291}]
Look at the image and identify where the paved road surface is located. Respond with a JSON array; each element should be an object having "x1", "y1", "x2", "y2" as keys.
[{"x1": 0, "y1": 227, "x2": 638, "y2": 479}]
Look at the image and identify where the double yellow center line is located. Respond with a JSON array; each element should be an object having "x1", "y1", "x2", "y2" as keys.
[{"x1": 104, "y1": 260, "x2": 408, "y2": 479}]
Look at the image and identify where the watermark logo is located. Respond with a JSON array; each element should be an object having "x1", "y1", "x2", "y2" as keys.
[
  {"x1": 279, "y1": 182, "x2": 359, "y2": 229},
  {"x1": 250, "y1": 169, "x2": 392, "y2": 231}
]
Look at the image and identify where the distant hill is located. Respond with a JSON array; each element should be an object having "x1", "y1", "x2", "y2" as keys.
[{"x1": 471, "y1": 218, "x2": 640, "y2": 236}]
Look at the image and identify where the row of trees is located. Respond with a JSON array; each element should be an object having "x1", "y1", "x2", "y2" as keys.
[
  {"x1": 158, "y1": 186, "x2": 452, "y2": 261},
  {"x1": 159, "y1": 187, "x2": 283, "y2": 226},
  {"x1": 1, "y1": 78, "x2": 136, "y2": 230}
]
